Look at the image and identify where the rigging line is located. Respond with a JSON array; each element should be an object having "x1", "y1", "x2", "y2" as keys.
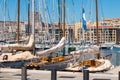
[
  {"x1": 34, "y1": 0, "x2": 38, "y2": 12},
  {"x1": 66, "y1": 7, "x2": 69, "y2": 43},
  {"x1": 58, "y1": 0, "x2": 62, "y2": 41},
  {"x1": 0, "y1": 0, "x2": 4, "y2": 20},
  {"x1": 44, "y1": 0, "x2": 51, "y2": 48},
  {"x1": 100, "y1": 0, "x2": 110, "y2": 43},
  {"x1": 100, "y1": 0, "x2": 104, "y2": 20},
  {"x1": 99, "y1": 0, "x2": 108, "y2": 43},
  {"x1": 4, "y1": 0, "x2": 7, "y2": 42},
  {"x1": 44, "y1": 0, "x2": 55, "y2": 46},
  {"x1": 39, "y1": 1, "x2": 48, "y2": 49},
  {"x1": 89, "y1": 0, "x2": 93, "y2": 43},
  {"x1": 72, "y1": 0, "x2": 74, "y2": 6},
  {"x1": 15, "y1": 0, "x2": 18, "y2": 22},
  {"x1": 99, "y1": 0, "x2": 105, "y2": 44},
  {"x1": 52, "y1": 0, "x2": 56, "y2": 45},
  {"x1": 79, "y1": 0, "x2": 84, "y2": 43},
  {"x1": 6, "y1": 1, "x2": 11, "y2": 21},
  {"x1": 46, "y1": 0, "x2": 55, "y2": 45},
  {"x1": 45, "y1": 0, "x2": 53, "y2": 41},
  {"x1": 72, "y1": 0, "x2": 75, "y2": 43},
  {"x1": 38, "y1": 0, "x2": 43, "y2": 31},
  {"x1": 89, "y1": 0, "x2": 92, "y2": 22},
  {"x1": 43, "y1": 0, "x2": 48, "y2": 31},
  {"x1": 8, "y1": 0, "x2": 15, "y2": 36},
  {"x1": 41, "y1": 0, "x2": 46, "y2": 49},
  {"x1": 58, "y1": 0, "x2": 62, "y2": 26},
  {"x1": 22, "y1": 0, "x2": 28, "y2": 21},
  {"x1": 46, "y1": 1, "x2": 53, "y2": 25}
]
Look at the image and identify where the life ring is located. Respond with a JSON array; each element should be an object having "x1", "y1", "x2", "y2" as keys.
[{"x1": 3, "y1": 55, "x2": 8, "y2": 60}]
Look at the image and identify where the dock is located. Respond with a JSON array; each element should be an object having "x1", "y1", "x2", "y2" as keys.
[
  {"x1": 106, "y1": 66, "x2": 120, "y2": 75},
  {"x1": 0, "y1": 68, "x2": 119, "y2": 80}
]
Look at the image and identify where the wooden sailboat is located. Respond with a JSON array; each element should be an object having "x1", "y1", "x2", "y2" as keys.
[
  {"x1": 65, "y1": 0, "x2": 113, "y2": 72},
  {"x1": 24, "y1": 0, "x2": 79, "y2": 70},
  {"x1": 65, "y1": 53, "x2": 113, "y2": 72},
  {"x1": 0, "y1": 0, "x2": 34, "y2": 52},
  {"x1": 0, "y1": 0, "x2": 36, "y2": 68}
]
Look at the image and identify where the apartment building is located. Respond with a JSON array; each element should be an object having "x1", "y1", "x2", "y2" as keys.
[
  {"x1": 75, "y1": 22, "x2": 120, "y2": 44},
  {"x1": 0, "y1": 21, "x2": 26, "y2": 41},
  {"x1": 101, "y1": 18, "x2": 120, "y2": 27}
]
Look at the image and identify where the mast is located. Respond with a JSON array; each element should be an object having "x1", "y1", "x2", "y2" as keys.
[
  {"x1": 28, "y1": 0, "x2": 30, "y2": 36},
  {"x1": 17, "y1": 0, "x2": 20, "y2": 43},
  {"x1": 62, "y1": 0, "x2": 65, "y2": 56},
  {"x1": 58, "y1": 0, "x2": 62, "y2": 41},
  {"x1": 32, "y1": 0, "x2": 35, "y2": 55},
  {"x1": 32, "y1": 0, "x2": 35, "y2": 35},
  {"x1": 95, "y1": 0, "x2": 100, "y2": 59},
  {"x1": 95, "y1": 0, "x2": 99, "y2": 45}
]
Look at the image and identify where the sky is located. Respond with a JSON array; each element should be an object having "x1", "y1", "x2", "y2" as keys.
[{"x1": 0, "y1": 0, "x2": 120, "y2": 24}]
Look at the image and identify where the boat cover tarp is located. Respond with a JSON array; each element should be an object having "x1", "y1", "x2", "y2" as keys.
[
  {"x1": 0, "y1": 51, "x2": 35, "y2": 62},
  {"x1": 70, "y1": 45, "x2": 100, "y2": 55},
  {"x1": 36, "y1": 37, "x2": 65, "y2": 56},
  {"x1": 1, "y1": 34, "x2": 34, "y2": 51}
]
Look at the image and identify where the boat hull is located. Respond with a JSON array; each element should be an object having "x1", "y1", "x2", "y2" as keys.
[{"x1": 0, "y1": 60, "x2": 29, "y2": 68}]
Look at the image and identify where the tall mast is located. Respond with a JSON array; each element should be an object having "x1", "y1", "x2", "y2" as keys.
[
  {"x1": 32, "y1": 0, "x2": 35, "y2": 35},
  {"x1": 62, "y1": 0, "x2": 65, "y2": 56},
  {"x1": 95, "y1": 0, "x2": 100, "y2": 59},
  {"x1": 32, "y1": 0, "x2": 35, "y2": 55},
  {"x1": 58, "y1": 0, "x2": 62, "y2": 40},
  {"x1": 17, "y1": 0, "x2": 20, "y2": 43},
  {"x1": 28, "y1": 0, "x2": 30, "y2": 36},
  {"x1": 95, "y1": 0, "x2": 99, "y2": 45}
]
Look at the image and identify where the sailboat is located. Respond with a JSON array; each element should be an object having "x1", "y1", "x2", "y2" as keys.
[
  {"x1": 24, "y1": 0, "x2": 79, "y2": 70},
  {"x1": 0, "y1": 0, "x2": 36, "y2": 68},
  {"x1": 65, "y1": 0, "x2": 113, "y2": 72}
]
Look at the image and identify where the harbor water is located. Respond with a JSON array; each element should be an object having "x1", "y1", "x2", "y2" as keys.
[{"x1": 100, "y1": 47, "x2": 120, "y2": 66}]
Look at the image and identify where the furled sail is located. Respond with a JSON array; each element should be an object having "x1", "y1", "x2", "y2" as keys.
[
  {"x1": 36, "y1": 37, "x2": 65, "y2": 56},
  {"x1": 1, "y1": 34, "x2": 34, "y2": 51}
]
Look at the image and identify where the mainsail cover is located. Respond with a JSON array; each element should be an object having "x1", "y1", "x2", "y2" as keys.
[
  {"x1": 1, "y1": 34, "x2": 34, "y2": 51},
  {"x1": 36, "y1": 37, "x2": 65, "y2": 56},
  {"x1": 70, "y1": 45, "x2": 100, "y2": 55}
]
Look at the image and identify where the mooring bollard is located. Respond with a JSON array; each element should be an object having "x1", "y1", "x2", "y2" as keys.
[
  {"x1": 51, "y1": 69, "x2": 57, "y2": 80},
  {"x1": 83, "y1": 69, "x2": 89, "y2": 80},
  {"x1": 21, "y1": 67, "x2": 27, "y2": 80},
  {"x1": 118, "y1": 71, "x2": 120, "y2": 80}
]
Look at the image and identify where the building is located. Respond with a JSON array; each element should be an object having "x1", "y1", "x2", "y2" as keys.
[
  {"x1": 75, "y1": 22, "x2": 120, "y2": 44},
  {"x1": 49, "y1": 23, "x2": 74, "y2": 43},
  {"x1": 0, "y1": 21, "x2": 26, "y2": 41},
  {"x1": 101, "y1": 18, "x2": 120, "y2": 28}
]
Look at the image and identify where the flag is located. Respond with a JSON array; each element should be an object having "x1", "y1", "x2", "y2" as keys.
[{"x1": 82, "y1": 8, "x2": 87, "y2": 31}]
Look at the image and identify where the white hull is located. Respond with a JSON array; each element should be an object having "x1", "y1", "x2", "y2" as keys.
[{"x1": 65, "y1": 59, "x2": 113, "y2": 72}]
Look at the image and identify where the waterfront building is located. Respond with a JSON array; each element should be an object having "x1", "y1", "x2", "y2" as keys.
[
  {"x1": 0, "y1": 21, "x2": 26, "y2": 41},
  {"x1": 48, "y1": 23, "x2": 74, "y2": 43},
  {"x1": 75, "y1": 22, "x2": 120, "y2": 44},
  {"x1": 101, "y1": 18, "x2": 120, "y2": 28}
]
